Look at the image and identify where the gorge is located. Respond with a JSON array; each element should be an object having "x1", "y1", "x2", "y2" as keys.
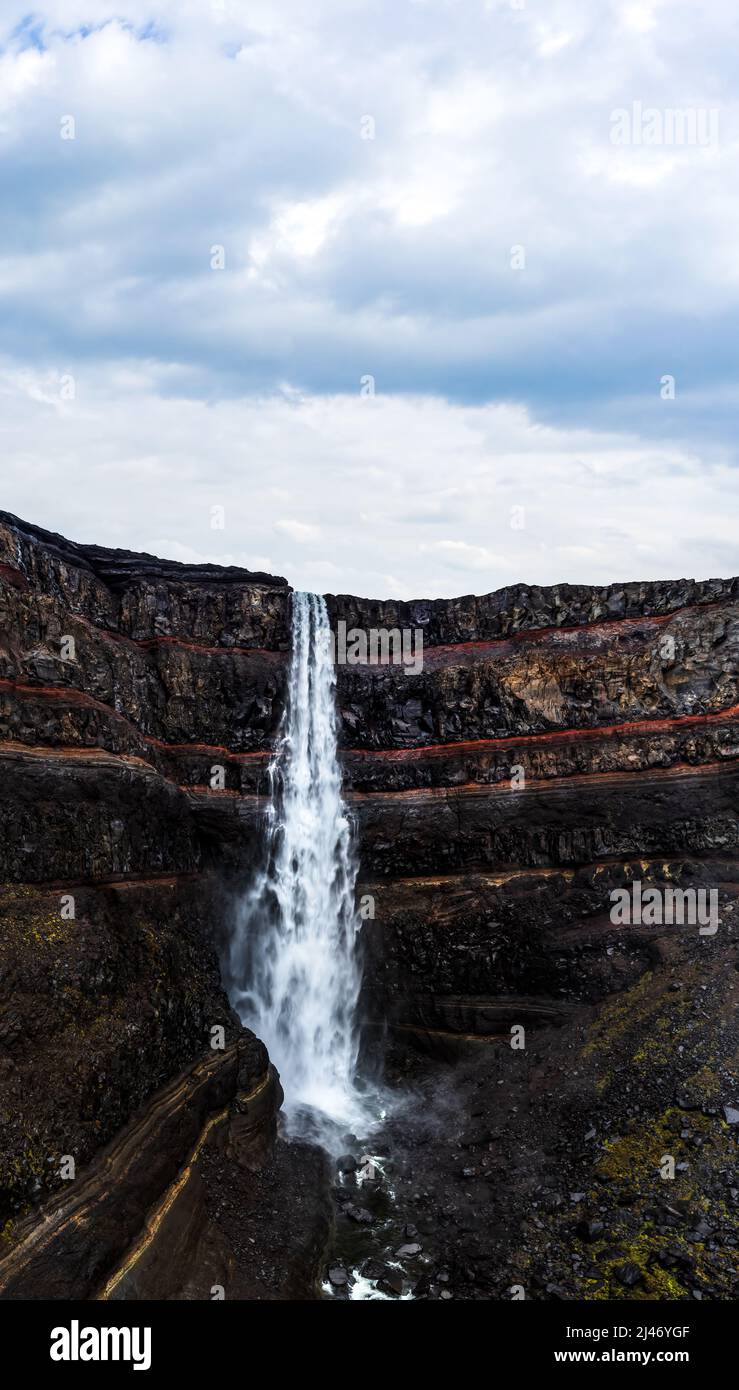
[{"x1": 0, "y1": 509, "x2": 738, "y2": 1302}]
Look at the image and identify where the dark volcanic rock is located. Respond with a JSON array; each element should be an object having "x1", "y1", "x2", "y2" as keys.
[
  {"x1": 0, "y1": 877, "x2": 242, "y2": 1221},
  {"x1": 614, "y1": 1262, "x2": 644, "y2": 1288}
]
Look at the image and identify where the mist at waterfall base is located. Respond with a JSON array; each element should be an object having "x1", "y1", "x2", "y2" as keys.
[{"x1": 227, "y1": 592, "x2": 380, "y2": 1145}]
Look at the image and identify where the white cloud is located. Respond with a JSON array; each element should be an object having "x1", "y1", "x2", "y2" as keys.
[
  {"x1": 0, "y1": 0, "x2": 735, "y2": 595},
  {"x1": 147, "y1": 540, "x2": 276, "y2": 572},
  {"x1": 1, "y1": 368, "x2": 735, "y2": 598},
  {"x1": 421, "y1": 540, "x2": 512, "y2": 572},
  {"x1": 274, "y1": 519, "x2": 322, "y2": 543}
]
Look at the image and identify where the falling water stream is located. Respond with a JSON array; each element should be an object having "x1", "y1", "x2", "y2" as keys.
[
  {"x1": 225, "y1": 592, "x2": 420, "y2": 1299},
  {"x1": 228, "y1": 592, "x2": 368, "y2": 1135}
]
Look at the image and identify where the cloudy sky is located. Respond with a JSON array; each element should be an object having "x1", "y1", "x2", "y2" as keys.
[{"x1": 1, "y1": 0, "x2": 737, "y2": 598}]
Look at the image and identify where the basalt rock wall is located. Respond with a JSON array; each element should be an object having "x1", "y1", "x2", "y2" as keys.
[
  {"x1": 323, "y1": 581, "x2": 739, "y2": 1053},
  {"x1": 0, "y1": 512, "x2": 314, "y2": 1294}
]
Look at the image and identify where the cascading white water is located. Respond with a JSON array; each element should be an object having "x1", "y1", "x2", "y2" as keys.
[{"x1": 227, "y1": 592, "x2": 366, "y2": 1130}]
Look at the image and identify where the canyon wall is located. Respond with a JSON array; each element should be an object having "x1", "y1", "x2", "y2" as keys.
[
  {"x1": 0, "y1": 512, "x2": 334, "y2": 1298},
  {"x1": 1, "y1": 510, "x2": 737, "y2": 1299},
  {"x1": 323, "y1": 584, "x2": 739, "y2": 1053},
  {"x1": 324, "y1": 578, "x2": 739, "y2": 1301}
]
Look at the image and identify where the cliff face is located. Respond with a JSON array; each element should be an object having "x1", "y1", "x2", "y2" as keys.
[
  {"x1": 1, "y1": 510, "x2": 737, "y2": 1301},
  {"x1": 325, "y1": 584, "x2": 738, "y2": 1052},
  {"x1": 0, "y1": 512, "x2": 334, "y2": 1298},
  {"x1": 322, "y1": 579, "x2": 739, "y2": 1301}
]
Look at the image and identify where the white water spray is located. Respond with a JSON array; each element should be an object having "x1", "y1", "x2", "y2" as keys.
[{"x1": 227, "y1": 592, "x2": 366, "y2": 1130}]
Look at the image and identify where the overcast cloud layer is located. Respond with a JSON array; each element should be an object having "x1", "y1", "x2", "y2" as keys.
[{"x1": 1, "y1": 0, "x2": 737, "y2": 598}]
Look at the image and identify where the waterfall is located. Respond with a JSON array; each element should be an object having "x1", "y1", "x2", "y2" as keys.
[{"x1": 227, "y1": 591, "x2": 366, "y2": 1132}]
